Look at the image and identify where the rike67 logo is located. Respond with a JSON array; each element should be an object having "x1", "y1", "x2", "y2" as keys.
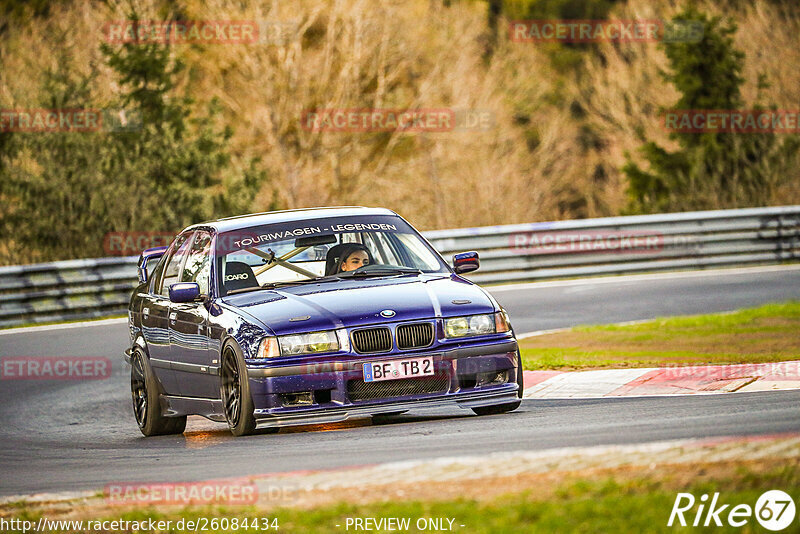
[{"x1": 669, "y1": 490, "x2": 796, "y2": 531}]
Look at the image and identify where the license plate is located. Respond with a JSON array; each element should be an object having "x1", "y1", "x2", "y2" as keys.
[{"x1": 363, "y1": 357, "x2": 434, "y2": 382}]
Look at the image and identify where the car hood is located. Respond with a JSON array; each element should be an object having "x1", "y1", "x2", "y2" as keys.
[{"x1": 221, "y1": 274, "x2": 497, "y2": 335}]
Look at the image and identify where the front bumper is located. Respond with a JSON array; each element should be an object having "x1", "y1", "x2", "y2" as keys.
[
  {"x1": 245, "y1": 339, "x2": 520, "y2": 427},
  {"x1": 253, "y1": 385, "x2": 519, "y2": 429}
]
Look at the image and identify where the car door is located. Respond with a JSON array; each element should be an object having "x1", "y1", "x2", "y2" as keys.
[
  {"x1": 143, "y1": 232, "x2": 193, "y2": 396},
  {"x1": 169, "y1": 230, "x2": 217, "y2": 398}
]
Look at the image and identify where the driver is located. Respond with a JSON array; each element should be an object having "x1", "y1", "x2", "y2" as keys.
[
  {"x1": 336, "y1": 243, "x2": 372, "y2": 272},
  {"x1": 326, "y1": 243, "x2": 372, "y2": 275}
]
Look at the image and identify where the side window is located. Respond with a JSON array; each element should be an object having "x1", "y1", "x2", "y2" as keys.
[
  {"x1": 181, "y1": 231, "x2": 212, "y2": 295},
  {"x1": 158, "y1": 233, "x2": 193, "y2": 296},
  {"x1": 148, "y1": 254, "x2": 168, "y2": 294},
  {"x1": 395, "y1": 233, "x2": 441, "y2": 270},
  {"x1": 363, "y1": 232, "x2": 400, "y2": 265}
]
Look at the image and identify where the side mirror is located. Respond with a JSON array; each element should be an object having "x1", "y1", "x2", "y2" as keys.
[
  {"x1": 169, "y1": 282, "x2": 201, "y2": 303},
  {"x1": 138, "y1": 246, "x2": 168, "y2": 284},
  {"x1": 453, "y1": 251, "x2": 480, "y2": 274}
]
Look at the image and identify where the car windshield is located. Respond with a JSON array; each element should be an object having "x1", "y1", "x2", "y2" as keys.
[{"x1": 215, "y1": 215, "x2": 449, "y2": 296}]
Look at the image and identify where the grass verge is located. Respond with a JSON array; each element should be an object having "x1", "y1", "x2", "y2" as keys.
[{"x1": 520, "y1": 301, "x2": 800, "y2": 371}]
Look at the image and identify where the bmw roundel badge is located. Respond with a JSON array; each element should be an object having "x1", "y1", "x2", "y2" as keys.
[{"x1": 380, "y1": 309, "x2": 396, "y2": 318}]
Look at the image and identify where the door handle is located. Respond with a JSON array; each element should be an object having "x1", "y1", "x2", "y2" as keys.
[{"x1": 169, "y1": 312, "x2": 177, "y2": 324}]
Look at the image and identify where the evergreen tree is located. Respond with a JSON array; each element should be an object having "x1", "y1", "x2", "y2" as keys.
[
  {"x1": 0, "y1": 16, "x2": 267, "y2": 262},
  {"x1": 623, "y1": 6, "x2": 798, "y2": 213}
]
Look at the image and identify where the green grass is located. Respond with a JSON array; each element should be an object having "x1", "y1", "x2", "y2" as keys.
[
  {"x1": 520, "y1": 301, "x2": 800, "y2": 371},
  {"x1": 578, "y1": 301, "x2": 800, "y2": 333},
  {"x1": 5, "y1": 462, "x2": 799, "y2": 533}
]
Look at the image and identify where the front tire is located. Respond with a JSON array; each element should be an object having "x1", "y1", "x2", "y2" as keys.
[
  {"x1": 130, "y1": 349, "x2": 187, "y2": 436},
  {"x1": 471, "y1": 350, "x2": 524, "y2": 416},
  {"x1": 220, "y1": 342, "x2": 257, "y2": 437}
]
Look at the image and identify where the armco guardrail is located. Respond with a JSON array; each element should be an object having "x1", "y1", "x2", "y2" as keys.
[
  {"x1": 0, "y1": 256, "x2": 139, "y2": 328},
  {"x1": 425, "y1": 205, "x2": 800, "y2": 285},
  {"x1": 1, "y1": 206, "x2": 798, "y2": 328}
]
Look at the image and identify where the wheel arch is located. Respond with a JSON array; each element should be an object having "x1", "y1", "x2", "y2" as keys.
[
  {"x1": 129, "y1": 342, "x2": 170, "y2": 398},
  {"x1": 132, "y1": 335, "x2": 150, "y2": 358}
]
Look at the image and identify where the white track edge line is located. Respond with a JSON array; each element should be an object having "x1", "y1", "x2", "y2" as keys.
[
  {"x1": 488, "y1": 264, "x2": 800, "y2": 292},
  {"x1": 0, "y1": 317, "x2": 128, "y2": 336}
]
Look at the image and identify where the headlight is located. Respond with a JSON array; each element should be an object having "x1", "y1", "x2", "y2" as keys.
[
  {"x1": 444, "y1": 312, "x2": 511, "y2": 338},
  {"x1": 255, "y1": 329, "x2": 348, "y2": 358},
  {"x1": 280, "y1": 329, "x2": 340, "y2": 356}
]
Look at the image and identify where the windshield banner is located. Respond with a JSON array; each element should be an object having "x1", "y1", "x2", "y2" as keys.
[{"x1": 216, "y1": 216, "x2": 407, "y2": 255}]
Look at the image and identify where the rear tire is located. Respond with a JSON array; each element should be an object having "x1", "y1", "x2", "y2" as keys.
[
  {"x1": 471, "y1": 350, "x2": 523, "y2": 416},
  {"x1": 130, "y1": 349, "x2": 187, "y2": 436},
  {"x1": 220, "y1": 341, "x2": 257, "y2": 437}
]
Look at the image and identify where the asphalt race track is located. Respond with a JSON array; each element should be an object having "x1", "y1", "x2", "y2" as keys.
[{"x1": 1, "y1": 266, "x2": 799, "y2": 497}]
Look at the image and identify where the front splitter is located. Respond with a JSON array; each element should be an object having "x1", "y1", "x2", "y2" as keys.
[{"x1": 253, "y1": 385, "x2": 519, "y2": 429}]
